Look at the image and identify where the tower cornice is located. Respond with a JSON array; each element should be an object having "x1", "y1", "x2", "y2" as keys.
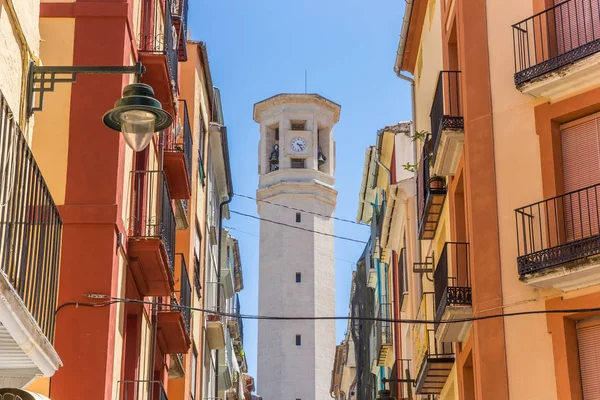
[
  {"x1": 256, "y1": 180, "x2": 338, "y2": 207},
  {"x1": 253, "y1": 93, "x2": 341, "y2": 123}
]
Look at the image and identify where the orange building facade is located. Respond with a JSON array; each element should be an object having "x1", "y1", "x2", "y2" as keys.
[
  {"x1": 0, "y1": 0, "x2": 254, "y2": 399},
  {"x1": 337, "y1": 0, "x2": 600, "y2": 399}
]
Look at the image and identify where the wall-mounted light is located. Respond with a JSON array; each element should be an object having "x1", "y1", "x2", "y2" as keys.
[
  {"x1": 103, "y1": 84, "x2": 172, "y2": 152},
  {"x1": 28, "y1": 62, "x2": 172, "y2": 152}
]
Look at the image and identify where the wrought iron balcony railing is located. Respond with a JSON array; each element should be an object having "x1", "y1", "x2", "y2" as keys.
[
  {"x1": 173, "y1": 253, "x2": 191, "y2": 334},
  {"x1": 139, "y1": 0, "x2": 179, "y2": 91},
  {"x1": 417, "y1": 138, "x2": 447, "y2": 240},
  {"x1": 119, "y1": 380, "x2": 168, "y2": 400},
  {"x1": 398, "y1": 248, "x2": 409, "y2": 310},
  {"x1": 512, "y1": 0, "x2": 600, "y2": 85},
  {"x1": 515, "y1": 183, "x2": 600, "y2": 275},
  {"x1": 171, "y1": 0, "x2": 189, "y2": 61},
  {"x1": 434, "y1": 242, "x2": 472, "y2": 328},
  {"x1": 128, "y1": 170, "x2": 176, "y2": 272},
  {"x1": 430, "y1": 70, "x2": 463, "y2": 164},
  {"x1": 164, "y1": 100, "x2": 192, "y2": 189},
  {"x1": 0, "y1": 93, "x2": 62, "y2": 343},
  {"x1": 389, "y1": 359, "x2": 413, "y2": 400}
]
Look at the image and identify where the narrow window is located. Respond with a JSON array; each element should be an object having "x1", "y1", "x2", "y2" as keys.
[
  {"x1": 291, "y1": 158, "x2": 305, "y2": 169},
  {"x1": 296, "y1": 212, "x2": 301, "y2": 223},
  {"x1": 296, "y1": 334, "x2": 302, "y2": 346},
  {"x1": 296, "y1": 272, "x2": 301, "y2": 283},
  {"x1": 291, "y1": 120, "x2": 306, "y2": 130}
]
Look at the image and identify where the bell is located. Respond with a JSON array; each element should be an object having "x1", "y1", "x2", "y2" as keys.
[{"x1": 318, "y1": 152, "x2": 327, "y2": 165}]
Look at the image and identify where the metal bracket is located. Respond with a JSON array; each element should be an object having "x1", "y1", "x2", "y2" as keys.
[
  {"x1": 413, "y1": 255, "x2": 434, "y2": 274},
  {"x1": 27, "y1": 62, "x2": 145, "y2": 115}
]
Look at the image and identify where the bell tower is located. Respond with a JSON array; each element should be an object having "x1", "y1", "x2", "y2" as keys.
[{"x1": 253, "y1": 94, "x2": 340, "y2": 400}]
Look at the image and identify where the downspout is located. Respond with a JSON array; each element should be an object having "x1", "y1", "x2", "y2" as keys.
[{"x1": 213, "y1": 123, "x2": 233, "y2": 400}]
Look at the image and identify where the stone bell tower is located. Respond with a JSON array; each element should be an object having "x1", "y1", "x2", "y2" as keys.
[{"x1": 253, "y1": 94, "x2": 340, "y2": 400}]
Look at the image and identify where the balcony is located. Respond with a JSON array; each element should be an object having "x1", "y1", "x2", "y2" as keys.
[
  {"x1": 218, "y1": 331, "x2": 235, "y2": 391},
  {"x1": 127, "y1": 171, "x2": 175, "y2": 296},
  {"x1": 206, "y1": 283, "x2": 226, "y2": 350},
  {"x1": 430, "y1": 71, "x2": 464, "y2": 177},
  {"x1": 516, "y1": 183, "x2": 600, "y2": 290},
  {"x1": 174, "y1": 199, "x2": 189, "y2": 230},
  {"x1": 512, "y1": 0, "x2": 600, "y2": 100},
  {"x1": 0, "y1": 94, "x2": 62, "y2": 386},
  {"x1": 138, "y1": 0, "x2": 179, "y2": 116},
  {"x1": 434, "y1": 242, "x2": 472, "y2": 343},
  {"x1": 171, "y1": 0, "x2": 189, "y2": 61},
  {"x1": 417, "y1": 138, "x2": 447, "y2": 240},
  {"x1": 168, "y1": 354, "x2": 185, "y2": 379},
  {"x1": 119, "y1": 380, "x2": 168, "y2": 400},
  {"x1": 156, "y1": 254, "x2": 191, "y2": 354},
  {"x1": 164, "y1": 100, "x2": 192, "y2": 200},
  {"x1": 227, "y1": 295, "x2": 243, "y2": 341},
  {"x1": 376, "y1": 303, "x2": 393, "y2": 367},
  {"x1": 389, "y1": 359, "x2": 413, "y2": 400},
  {"x1": 413, "y1": 294, "x2": 454, "y2": 395}
]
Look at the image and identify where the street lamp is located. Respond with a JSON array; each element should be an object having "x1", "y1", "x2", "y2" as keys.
[
  {"x1": 102, "y1": 83, "x2": 172, "y2": 152},
  {"x1": 28, "y1": 62, "x2": 172, "y2": 152}
]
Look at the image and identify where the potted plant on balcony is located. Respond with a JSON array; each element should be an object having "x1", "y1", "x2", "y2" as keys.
[{"x1": 429, "y1": 175, "x2": 445, "y2": 190}]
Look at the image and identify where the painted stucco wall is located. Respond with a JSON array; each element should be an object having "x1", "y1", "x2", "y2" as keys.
[
  {"x1": 485, "y1": 1, "x2": 559, "y2": 399},
  {"x1": 0, "y1": 0, "x2": 41, "y2": 127}
]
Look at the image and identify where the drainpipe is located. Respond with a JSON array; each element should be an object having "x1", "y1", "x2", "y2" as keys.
[
  {"x1": 211, "y1": 123, "x2": 233, "y2": 400},
  {"x1": 394, "y1": 73, "x2": 422, "y2": 301}
]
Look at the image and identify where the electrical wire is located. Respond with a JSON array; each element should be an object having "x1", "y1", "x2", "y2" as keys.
[
  {"x1": 234, "y1": 192, "x2": 367, "y2": 226},
  {"x1": 82, "y1": 294, "x2": 600, "y2": 326},
  {"x1": 223, "y1": 225, "x2": 358, "y2": 266},
  {"x1": 229, "y1": 210, "x2": 367, "y2": 244}
]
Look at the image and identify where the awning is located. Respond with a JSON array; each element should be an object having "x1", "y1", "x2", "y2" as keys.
[{"x1": 0, "y1": 389, "x2": 51, "y2": 400}]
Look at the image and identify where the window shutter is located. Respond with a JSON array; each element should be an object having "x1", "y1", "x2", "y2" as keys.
[
  {"x1": 577, "y1": 318, "x2": 600, "y2": 399},
  {"x1": 560, "y1": 117, "x2": 600, "y2": 240}
]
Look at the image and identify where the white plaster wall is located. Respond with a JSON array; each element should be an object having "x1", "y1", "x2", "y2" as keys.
[
  {"x1": 0, "y1": 0, "x2": 41, "y2": 125},
  {"x1": 256, "y1": 100, "x2": 338, "y2": 400}
]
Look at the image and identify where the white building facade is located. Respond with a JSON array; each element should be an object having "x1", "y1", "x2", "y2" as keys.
[{"x1": 254, "y1": 94, "x2": 340, "y2": 400}]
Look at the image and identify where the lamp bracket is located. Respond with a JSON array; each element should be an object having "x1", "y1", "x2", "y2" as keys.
[{"x1": 27, "y1": 62, "x2": 145, "y2": 115}]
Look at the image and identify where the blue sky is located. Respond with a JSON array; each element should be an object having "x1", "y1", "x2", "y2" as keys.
[{"x1": 189, "y1": 0, "x2": 410, "y2": 382}]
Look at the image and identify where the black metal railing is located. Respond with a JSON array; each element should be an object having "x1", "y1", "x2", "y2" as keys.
[
  {"x1": 515, "y1": 183, "x2": 600, "y2": 275},
  {"x1": 173, "y1": 253, "x2": 191, "y2": 334},
  {"x1": 165, "y1": 100, "x2": 192, "y2": 188},
  {"x1": 417, "y1": 137, "x2": 447, "y2": 238},
  {"x1": 193, "y1": 255, "x2": 202, "y2": 297},
  {"x1": 119, "y1": 380, "x2": 168, "y2": 400},
  {"x1": 0, "y1": 93, "x2": 62, "y2": 344},
  {"x1": 376, "y1": 299, "x2": 392, "y2": 345},
  {"x1": 416, "y1": 329, "x2": 454, "y2": 379},
  {"x1": 198, "y1": 122, "x2": 205, "y2": 184},
  {"x1": 389, "y1": 359, "x2": 412, "y2": 400},
  {"x1": 139, "y1": 0, "x2": 178, "y2": 90},
  {"x1": 512, "y1": 0, "x2": 600, "y2": 85},
  {"x1": 128, "y1": 170, "x2": 176, "y2": 272},
  {"x1": 171, "y1": 0, "x2": 189, "y2": 61},
  {"x1": 434, "y1": 242, "x2": 471, "y2": 328},
  {"x1": 430, "y1": 71, "x2": 463, "y2": 165}
]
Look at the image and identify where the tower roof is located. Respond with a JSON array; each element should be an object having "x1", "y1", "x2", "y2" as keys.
[{"x1": 253, "y1": 93, "x2": 341, "y2": 123}]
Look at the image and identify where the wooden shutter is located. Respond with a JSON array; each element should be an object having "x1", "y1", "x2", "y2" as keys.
[
  {"x1": 560, "y1": 116, "x2": 600, "y2": 240},
  {"x1": 577, "y1": 318, "x2": 600, "y2": 399}
]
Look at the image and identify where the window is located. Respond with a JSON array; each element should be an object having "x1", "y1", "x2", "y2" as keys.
[
  {"x1": 194, "y1": 255, "x2": 202, "y2": 298},
  {"x1": 190, "y1": 345, "x2": 198, "y2": 400},
  {"x1": 296, "y1": 272, "x2": 301, "y2": 283},
  {"x1": 296, "y1": 212, "x2": 301, "y2": 223},
  {"x1": 291, "y1": 120, "x2": 306, "y2": 130},
  {"x1": 296, "y1": 334, "x2": 302, "y2": 346},
  {"x1": 577, "y1": 318, "x2": 600, "y2": 399},
  {"x1": 198, "y1": 123, "x2": 205, "y2": 184},
  {"x1": 291, "y1": 158, "x2": 305, "y2": 169}
]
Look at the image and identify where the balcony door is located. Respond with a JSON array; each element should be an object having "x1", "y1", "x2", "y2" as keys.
[
  {"x1": 560, "y1": 114, "x2": 600, "y2": 241},
  {"x1": 576, "y1": 318, "x2": 600, "y2": 399},
  {"x1": 554, "y1": 0, "x2": 600, "y2": 55}
]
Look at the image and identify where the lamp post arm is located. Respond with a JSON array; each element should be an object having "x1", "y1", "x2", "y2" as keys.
[{"x1": 27, "y1": 62, "x2": 146, "y2": 115}]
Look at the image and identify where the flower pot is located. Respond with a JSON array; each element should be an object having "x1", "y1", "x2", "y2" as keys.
[{"x1": 429, "y1": 177, "x2": 445, "y2": 190}]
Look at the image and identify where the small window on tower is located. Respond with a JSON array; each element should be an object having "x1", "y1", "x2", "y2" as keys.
[
  {"x1": 291, "y1": 120, "x2": 306, "y2": 130},
  {"x1": 296, "y1": 335, "x2": 302, "y2": 346},
  {"x1": 291, "y1": 158, "x2": 305, "y2": 169},
  {"x1": 296, "y1": 272, "x2": 301, "y2": 283},
  {"x1": 296, "y1": 212, "x2": 301, "y2": 223}
]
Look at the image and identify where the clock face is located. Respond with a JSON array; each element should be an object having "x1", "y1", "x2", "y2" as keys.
[{"x1": 290, "y1": 137, "x2": 307, "y2": 153}]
